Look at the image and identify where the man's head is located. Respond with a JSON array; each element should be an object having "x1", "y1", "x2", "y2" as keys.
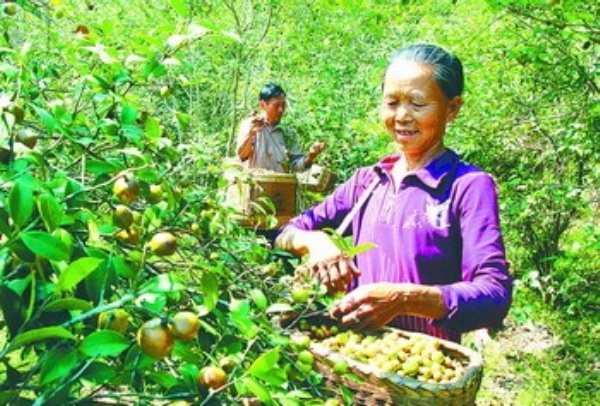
[{"x1": 259, "y1": 83, "x2": 287, "y2": 125}]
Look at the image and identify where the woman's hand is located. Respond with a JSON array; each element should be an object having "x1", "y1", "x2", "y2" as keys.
[
  {"x1": 303, "y1": 232, "x2": 359, "y2": 294},
  {"x1": 330, "y1": 283, "x2": 447, "y2": 331},
  {"x1": 276, "y1": 228, "x2": 360, "y2": 293}
]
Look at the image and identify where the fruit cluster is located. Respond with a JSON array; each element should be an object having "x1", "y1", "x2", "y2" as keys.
[
  {"x1": 318, "y1": 330, "x2": 467, "y2": 384},
  {"x1": 297, "y1": 319, "x2": 340, "y2": 340},
  {"x1": 135, "y1": 311, "x2": 201, "y2": 359}
]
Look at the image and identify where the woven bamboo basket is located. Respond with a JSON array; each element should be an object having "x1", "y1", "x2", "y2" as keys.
[
  {"x1": 308, "y1": 328, "x2": 483, "y2": 406},
  {"x1": 222, "y1": 166, "x2": 297, "y2": 229}
]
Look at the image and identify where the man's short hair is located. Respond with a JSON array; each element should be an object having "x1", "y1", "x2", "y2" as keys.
[{"x1": 259, "y1": 83, "x2": 286, "y2": 101}]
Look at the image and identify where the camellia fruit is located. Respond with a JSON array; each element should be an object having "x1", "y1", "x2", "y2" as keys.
[
  {"x1": 297, "y1": 350, "x2": 315, "y2": 365},
  {"x1": 147, "y1": 184, "x2": 164, "y2": 204},
  {"x1": 115, "y1": 225, "x2": 141, "y2": 245},
  {"x1": 170, "y1": 311, "x2": 200, "y2": 341},
  {"x1": 113, "y1": 175, "x2": 140, "y2": 203},
  {"x1": 290, "y1": 287, "x2": 313, "y2": 304},
  {"x1": 98, "y1": 309, "x2": 129, "y2": 334},
  {"x1": 3, "y1": 3, "x2": 17, "y2": 15},
  {"x1": 112, "y1": 205, "x2": 134, "y2": 229},
  {"x1": 198, "y1": 366, "x2": 227, "y2": 389},
  {"x1": 148, "y1": 232, "x2": 178, "y2": 256},
  {"x1": 16, "y1": 129, "x2": 38, "y2": 149},
  {"x1": 136, "y1": 318, "x2": 175, "y2": 359}
]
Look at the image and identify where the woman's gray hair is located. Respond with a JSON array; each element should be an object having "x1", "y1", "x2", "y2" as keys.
[{"x1": 386, "y1": 43, "x2": 464, "y2": 99}]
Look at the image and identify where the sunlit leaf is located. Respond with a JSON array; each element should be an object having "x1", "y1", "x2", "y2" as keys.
[
  {"x1": 43, "y1": 298, "x2": 93, "y2": 312},
  {"x1": 38, "y1": 193, "x2": 62, "y2": 232},
  {"x1": 201, "y1": 272, "x2": 219, "y2": 311},
  {"x1": 247, "y1": 348, "x2": 286, "y2": 385},
  {"x1": 170, "y1": 0, "x2": 189, "y2": 17},
  {"x1": 11, "y1": 327, "x2": 76, "y2": 351},
  {"x1": 242, "y1": 377, "x2": 272, "y2": 404},
  {"x1": 56, "y1": 257, "x2": 104, "y2": 292},
  {"x1": 8, "y1": 179, "x2": 34, "y2": 228},
  {"x1": 20, "y1": 231, "x2": 70, "y2": 261},
  {"x1": 80, "y1": 330, "x2": 130, "y2": 357}
]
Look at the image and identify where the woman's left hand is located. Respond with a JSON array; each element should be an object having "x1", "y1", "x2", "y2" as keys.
[
  {"x1": 330, "y1": 283, "x2": 447, "y2": 331},
  {"x1": 330, "y1": 283, "x2": 403, "y2": 331}
]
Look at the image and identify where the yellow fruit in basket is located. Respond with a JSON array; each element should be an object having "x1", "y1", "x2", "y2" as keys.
[
  {"x1": 148, "y1": 232, "x2": 178, "y2": 256},
  {"x1": 318, "y1": 329, "x2": 467, "y2": 384}
]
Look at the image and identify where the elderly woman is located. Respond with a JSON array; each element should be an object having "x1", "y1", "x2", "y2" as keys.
[{"x1": 275, "y1": 43, "x2": 512, "y2": 342}]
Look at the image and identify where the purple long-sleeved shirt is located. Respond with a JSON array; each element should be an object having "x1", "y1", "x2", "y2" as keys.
[{"x1": 285, "y1": 149, "x2": 512, "y2": 342}]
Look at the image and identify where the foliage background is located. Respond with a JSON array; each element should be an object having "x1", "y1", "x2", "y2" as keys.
[{"x1": 0, "y1": 0, "x2": 598, "y2": 405}]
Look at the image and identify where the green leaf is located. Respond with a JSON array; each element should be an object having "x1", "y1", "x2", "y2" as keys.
[
  {"x1": 147, "y1": 371, "x2": 180, "y2": 389},
  {"x1": 85, "y1": 159, "x2": 119, "y2": 176},
  {"x1": 40, "y1": 347, "x2": 78, "y2": 385},
  {"x1": 347, "y1": 242, "x2": 377, "y2": 258},
  {"x1": 265, "y1": 303, "x2": 294, "y2": 314},
  {"x1": 11, "y1": 327, "x2": 76, "y2": 351},
  {"x1": 31, "y1": 105, "x2": 56, "y2": 131},
  {"x1": 242, "y1": 377, "x2": 273, "y2": 405},
  {"x1": 120, "y1": 105, "x2": 138, "y2": 124},
  {"x1": 247, "y1": 348, "x2": 286, "y2": 385},
  {"x1": 141, "y1": 273, "x2": 186, "y2": 293},
  {"x1": 170, "y1": 0, "x2": 189, "y2": 17},
  {"x1": 56, "y1": 257, "x2": 104, "y2": 292},
  {"x1": 20, "y1": 231, "x2": 70, "y2": 261},
  {"x1": 8, "y1": 179, "x2": 34, "y2": 228},
  {"x1": 201, "y1": 272, "x2": 219, "y2": 311},
  {"x1": 80, "y1": 330, "x2": 130, "y2": 358},
  {"x1": 43, "y1": 298, "x2": 93, "y2": 312},
  {"x1": 80, "y1": 361, "x2": 117, "y2": 384},
  {"x1": 38, "y1": 193, "x2": 62, "y2": 232},
  {"x1": 144, "y1": 116, "x2": 161, "y2": 139},
  {"x1": 249, "y1": 288, "x2": 268, "y2": 310}
]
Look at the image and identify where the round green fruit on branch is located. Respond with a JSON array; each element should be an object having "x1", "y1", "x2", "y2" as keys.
[
  {"x1": 136, "y1": 318, "x2": 175, "y2": 359},
  {"x1": 112, "y1": 205, "x2": 134, "y2": 229},
  {"x1": 297, "y1": 350, "x2": 315, "y2": 365},
  {"x1": 113, "y1": 174, "x2": 140, "y2": 203},
  {"x1": 169, "y1": 311, "x2": 200, "y2": 341},
  {"x1": 115, "y1": 225, "x2": 141, "y2": 245},
  {"x1": 147, "y1": 184, "x2": 164, "y2": 204},
  {"x1": 3, "y1": 3, "x2": 18, "y2": 15},
  {"x1": 148, "y1": 232, "x2": 178, "y2": 256},
  {"x1": 98, "y1": 309, "x2": 129, "y2": 334},
  {"x1": 290, "y1": 287, "x2": 314, "y2": 304},
  {"x1": 197, "y1": 366, "x2": 227, "y2": 390}
]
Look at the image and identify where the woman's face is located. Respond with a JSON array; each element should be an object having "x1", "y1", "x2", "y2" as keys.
[
  {"x1": 260, "y1": 95, "x2": 287, "y2": 125},
  {"x1": 381, "y1": 60, "x2": 461, "y2": 157}
]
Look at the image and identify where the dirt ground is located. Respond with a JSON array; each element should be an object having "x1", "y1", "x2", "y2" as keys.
[{"x1": 470, "y1": 316, "x2": 562, "y2": 406}]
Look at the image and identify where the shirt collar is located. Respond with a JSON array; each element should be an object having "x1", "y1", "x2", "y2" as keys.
[{"x1": 375, "y1": 149, "x2": 459, "y2": 189}]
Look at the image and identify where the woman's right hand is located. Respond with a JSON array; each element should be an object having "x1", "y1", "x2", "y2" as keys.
[
  {"x1": 277, "y1": 228, "x2": 360, "y2": 293},
  {"x1": 303, "y1": 232, "x2": 360, "y2": 293}
]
